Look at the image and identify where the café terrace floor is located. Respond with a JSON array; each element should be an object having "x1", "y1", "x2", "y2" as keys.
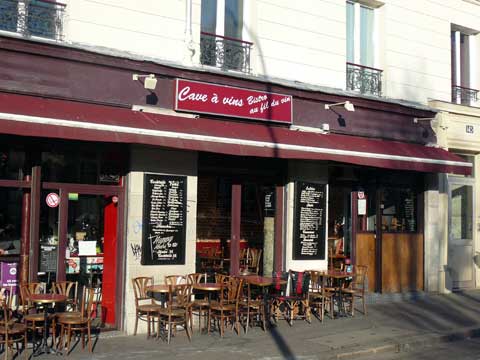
[{"x1": 36, "y1": 289, "x2": 480, "y2": 360}]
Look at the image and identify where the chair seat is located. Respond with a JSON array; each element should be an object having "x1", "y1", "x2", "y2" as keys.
[
  {"x1": 210, "y1": 301, "x2": 235, "y2": 311},
  {"x1": 271, "y1": 295, "x2": 306, "y2": 302},
  {"x1": 191, "y1": 299, "x2": 209, "y2": 307},
  {"x1": 239, "y1": 300, "x2": 263, "y2": 308},
  {"x1": 0, "y1": 323, "x2": 27, "y2": 335},
  {"x1": 59, "y1": 316, "x2": 89, "y2": 325},
  {"x1": 24, "y1": 313, "x2": 54, "y2": 322},
  {"x1": 137, "y1": 304, "x2": 163, "y2": 313},
  {"x1": 56, "y1": 311, "x2": 81, "y2": 319},
  {"x1": 158, "y1": 308, "x2": 186, "y2": 317},
  {"x1": 342, "y1": 288, "x2": 364, "y2": 295}
]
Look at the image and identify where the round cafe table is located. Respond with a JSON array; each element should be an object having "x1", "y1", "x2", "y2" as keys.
[{"x1": 28, "y1": 293, "x2": 67, "y2": 356}]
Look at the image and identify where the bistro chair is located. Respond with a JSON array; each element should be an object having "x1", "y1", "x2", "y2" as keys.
[
  {"x1": 342, "y1": 265, "x2": 368, "y2": 316},
  {"x1": 157, "y1": 284, "x2": 192, "y2": 344},
  {"x1": 164, "y1": 275, "x2": 187, "y2": 285},
  {"x1": 208, "y1": 276, "x2": 243, "y2": 337},
  {"x1": 269, "y1": 271, "x2": 289, "y2": 324},
  {"x1": 131, "y1": 277, "x2": 162, "y2": 337},
  {"x1": 0, "y1": 288, "x2": 27, "y2": 360},
  {"x1": 270, "y1": 271, "x2": 311, "y2": 326},
  {"x1": 307, "y1": 271, "x2": 334, "y2": 321},
  {"x1": 19, "y1": 282, "x2": 56, "y2": 348},
  {"x1": 239, "y1": 248, "x2": 249, "y2": 268},
  {"x1": 246, "y1": 248, "x2": 262, "y2": 275},
  {"x1": 52, "y1": 281, "x2": 79, "y2": 312},
  {"x1": 238, "y1": 280, "x2": 265, "y2": 333},
  {"x1": 57, "y1": 287, "x2": 96, "y2": 355},
  {"x1": 187, "y1": 273, "x2": 209, "y2": 333}
]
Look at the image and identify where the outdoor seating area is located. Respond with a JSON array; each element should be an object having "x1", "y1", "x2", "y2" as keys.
[
  {"x1": 0, "y1": 281, "x2": 101, "y2": 359},
  {"x1": 131, "y1": 265, "x2": 368, "y2": 343}
]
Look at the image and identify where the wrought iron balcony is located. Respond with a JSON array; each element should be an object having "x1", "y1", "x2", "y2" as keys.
[
  {"x1": 0, "y1": 0, "x2": 65, "y2": 40},
  {"x1": 346, "y1": 62, "x2": 383, "y2": 97},
  {"x1": 200, "y1": 32, "x2": 252, "y2": 73},
  {"x1": 452, "y1": 85, "x2": 479, "y2": 105}
]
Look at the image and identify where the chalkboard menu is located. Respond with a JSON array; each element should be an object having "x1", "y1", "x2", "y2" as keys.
[
  {"x1": 293, "y1": 182, "x2": 326, "y2": 260},
  {"x1": 141, "y1": 174, "x2": 187, "y2": 265},
  {"x1": 404, "y1": 190, "x2": 416, "y2": 232},
  {"x1": 263, "y1": 187, "x2": 275, "y2": 216},
  {"x1": 40, "y1": 245, "x2": 57, "y2": 273}
]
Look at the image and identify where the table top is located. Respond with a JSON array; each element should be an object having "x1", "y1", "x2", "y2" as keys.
[
  {"x1": 192, "y1": 282, "x2": 222, "y2": 291},
  {"x1": 146, "y1": 285, "x2": 170, "y2": 293},
  {"x1": 240, "y1": 275, "x2": 287, "y2": 287},
  {"x1": 28, "y1": 294, "x2": 67, "y2": 304}
]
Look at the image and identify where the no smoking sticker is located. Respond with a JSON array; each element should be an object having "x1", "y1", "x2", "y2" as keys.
[{"x1": 46, "y1": 193, "x2": 60, "y2": 208}]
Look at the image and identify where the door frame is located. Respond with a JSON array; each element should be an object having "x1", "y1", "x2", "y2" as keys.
[
  {"x1": 32, "y1": 181, "x2": 125, "y2": 329},
  {"x1": 447, "y1": 175, "x2": 476, "y2": 290}
]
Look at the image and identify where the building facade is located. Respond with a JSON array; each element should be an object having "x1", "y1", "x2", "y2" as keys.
[{"x1": 0, "y1": 0, "x2": 478, "y2": 333}]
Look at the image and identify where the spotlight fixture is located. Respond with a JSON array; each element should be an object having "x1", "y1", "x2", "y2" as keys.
[
  {"x1": 132, "y1": 73, "x2": 158, "y2": 90},
  {"x1": 324, "y1": 101, "x2": 355, "y2": 112}
]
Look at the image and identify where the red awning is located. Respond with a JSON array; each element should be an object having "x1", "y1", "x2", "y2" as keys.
[{"x1": 0, "y1": 92, "x2": 471, "y2": 175}]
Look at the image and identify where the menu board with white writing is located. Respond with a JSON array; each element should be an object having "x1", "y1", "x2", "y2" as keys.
[
  {"x1": 141, "y1": 174, "x2": 187, "y2": 265},
  {"x1": 293, "y1": 182, "x2": 326, "y2": 260}
]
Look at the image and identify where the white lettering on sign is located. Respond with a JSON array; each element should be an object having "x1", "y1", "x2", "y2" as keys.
[{"x1": 178, "y1": 86, "x2": 208, "y2": 102}]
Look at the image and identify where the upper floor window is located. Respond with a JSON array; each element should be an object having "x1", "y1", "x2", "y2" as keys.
[
  {"x1": 0, "y1": 0, "x2": 65, "y2": 41},
  {"x1": 200, "y1": 0, "x2": 252, "y2": 73},
  {"x1": 451, "y1": 26, "x2": 479, "y2": 106},
  {"x1": 346, "y1": 1, "x2": 383, "y2": 96}
]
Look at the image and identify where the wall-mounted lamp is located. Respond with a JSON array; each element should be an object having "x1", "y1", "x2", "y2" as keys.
[
  {"x1": 324, "y1": 101, "x2": 355, "y2": 127},
  {"x1": 132, "y1": 73, "x2": 158, "y2": 90},
  {"x1": 413, "y1": 117, "x2": 436, "y2": 123},
  {"x1": 324, "y1": 101, "x2": 355, "y2": 112}
]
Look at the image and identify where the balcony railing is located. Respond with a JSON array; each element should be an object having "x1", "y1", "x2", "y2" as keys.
[
  {"x1": 200, "y1": 32, "x2": 252, "y2": 73},
  {"x1": 346, "y1": 62, "x2": 383, "y2": 97},
  {"x1": 452, "y1": 85, "x2": 479, "y2": 105},
  {"x1": 0, "y1": 0, "x2": 65, "y2": 40}
]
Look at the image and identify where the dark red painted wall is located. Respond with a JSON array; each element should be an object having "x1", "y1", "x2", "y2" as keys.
[{"x1": 0, "y1": 35, "x2": 436, "y2": 144}]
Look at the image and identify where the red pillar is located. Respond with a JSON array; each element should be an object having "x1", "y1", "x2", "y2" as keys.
[{"x1": 102, "y1": 199, "x2": 118, "y2": 325}]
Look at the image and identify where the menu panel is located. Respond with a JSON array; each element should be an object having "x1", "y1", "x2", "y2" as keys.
[
  {"x1": 293, "y1": 182, "x2": 326, "y2": 260},
  {"x1": 141, "y1": 174, "x2": 187, "y2": 265}
]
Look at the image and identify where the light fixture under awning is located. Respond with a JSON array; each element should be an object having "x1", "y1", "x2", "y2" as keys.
[{"x1": 0, "y1": 92, "x2": 472, "y2": 176}]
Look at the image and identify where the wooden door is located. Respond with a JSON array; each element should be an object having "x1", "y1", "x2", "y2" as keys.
[{"x1": 355, "y1": 233, "x2": 376, "y2": 292}]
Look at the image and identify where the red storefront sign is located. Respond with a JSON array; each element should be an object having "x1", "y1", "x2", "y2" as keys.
[{"x1": 174, "y1": 79, "x2": 293, "y2": 124}]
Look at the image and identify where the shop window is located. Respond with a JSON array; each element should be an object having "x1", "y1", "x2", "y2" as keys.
[
  {"x1": 356, "y1": 190, "x2": 376, "y2": 232},
  {"x1": 381, "y1": 188, "x2": 417, "y2": 233},
  {"x1": 0, "y1": 147, "x2": 26, "y2": 180},
  {"x1": 0, "y1": 188, "x2": 22, "y2": 255}
]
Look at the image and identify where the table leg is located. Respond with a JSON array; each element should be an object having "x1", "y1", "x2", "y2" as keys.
[
  {"x1": 32, "y1": 304, "x2": 63, "y2": 357},
  {"x1": 336, "y1": 278, "x2": 347, "y2": 317}
]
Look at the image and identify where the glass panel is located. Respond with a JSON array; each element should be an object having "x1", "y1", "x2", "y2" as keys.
[
  {"x1": 201, "y1": 0, "x2": 217, "y2": 33},
  {"x1": 356, "y1": 190, "x2": 376, "y2": 232},
  {"x1": 346, "y1": 1, "x2": 355, "y2": 63},
  {"x1": 224, "y1": 0, "x2": 243, "y2": 39},
  {"x1": 359, "y1": 5, "x2": 374, "y2": 67},
  {"x1": 381, "y1": 188, "x2": 417, "y2": 233},
  {"x1": 0, "y1": 147, "x2": 26, "y2": 180},
  {"x1": 66, "y1": 194, "x2": 105, "y2": 288},
  {"x1": 0, "y1": 0, "x2": 18, "y2": 33},
  {"x1": 451, "y1": 184, "x2": 473, "y2": 240},
  {"x1": 0, "y1": 187, "x2": 23, "y2": 255}
]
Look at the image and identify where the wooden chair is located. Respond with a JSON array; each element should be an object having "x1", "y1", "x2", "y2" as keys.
[
  {"x1": 238, "y1": 280, "x2": 265, "y2": 333},
  {"x1": 342, "y1": 265, "x2": 368, "y2": 316},
  {"x1": 157, "y1": 284, "x2": 192, "y2": 344},
  {"x1": 270, "y1": 271, "x2": 311, "y2": 326},
  {"x1": 57, "y1": 287, "x2": 96, "y2": 355},
  {"x1": 307, "y1": 271, "x2": 334, "y2": 321},
  {"x1": 19, "y1": 282, "x2": 56, "y2": 348},
  {"x1": 239, "y1": 248, "x2": 249, "y2": 269},
  {"x1": 269, "y1": 271, "x2": 289, "y2": 323},
  {"x1": 208, "y1": 276, "x2": 243, "y2": 337},
  {"x1": 187, "y1": 273, "x2": 209, "y2": 332},
  {"x1": 164, "y1": 275, "x2": 187, "y2": 285},
  {"x1": 0, "y1": 288, "x2": 27, "y2": 360},
  {"x1": 131, "y1": 277, "x2": 162, "y2": 337},
  {"x1": 246, "y1": 248, "x2": 262, "y2": 275},
  {"x1": 52, "y1": 281, "x2": 78, "y2": 312}
]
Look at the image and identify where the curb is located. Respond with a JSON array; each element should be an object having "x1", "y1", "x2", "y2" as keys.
[{"x1": 332, "y1": 326, "x2": 480, "y2": 359}]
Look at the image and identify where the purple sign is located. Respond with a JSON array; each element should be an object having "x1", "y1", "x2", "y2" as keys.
[{"x1": 1, "y1": 262, "x2": 18, "y2": 294}]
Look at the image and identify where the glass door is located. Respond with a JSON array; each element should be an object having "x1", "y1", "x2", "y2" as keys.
[{"x1": 448, "y1": 178, "x2": 475, "y2": 290}]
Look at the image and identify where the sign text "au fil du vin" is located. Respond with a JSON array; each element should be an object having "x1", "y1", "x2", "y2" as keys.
[{"x1": 174, "y1": 79, "x2": 293, "y2": 124}]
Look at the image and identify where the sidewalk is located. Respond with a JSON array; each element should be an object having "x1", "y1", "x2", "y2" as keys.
[{"x1": 58, "y1": 290, "x2": 480, "y2": 360}]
